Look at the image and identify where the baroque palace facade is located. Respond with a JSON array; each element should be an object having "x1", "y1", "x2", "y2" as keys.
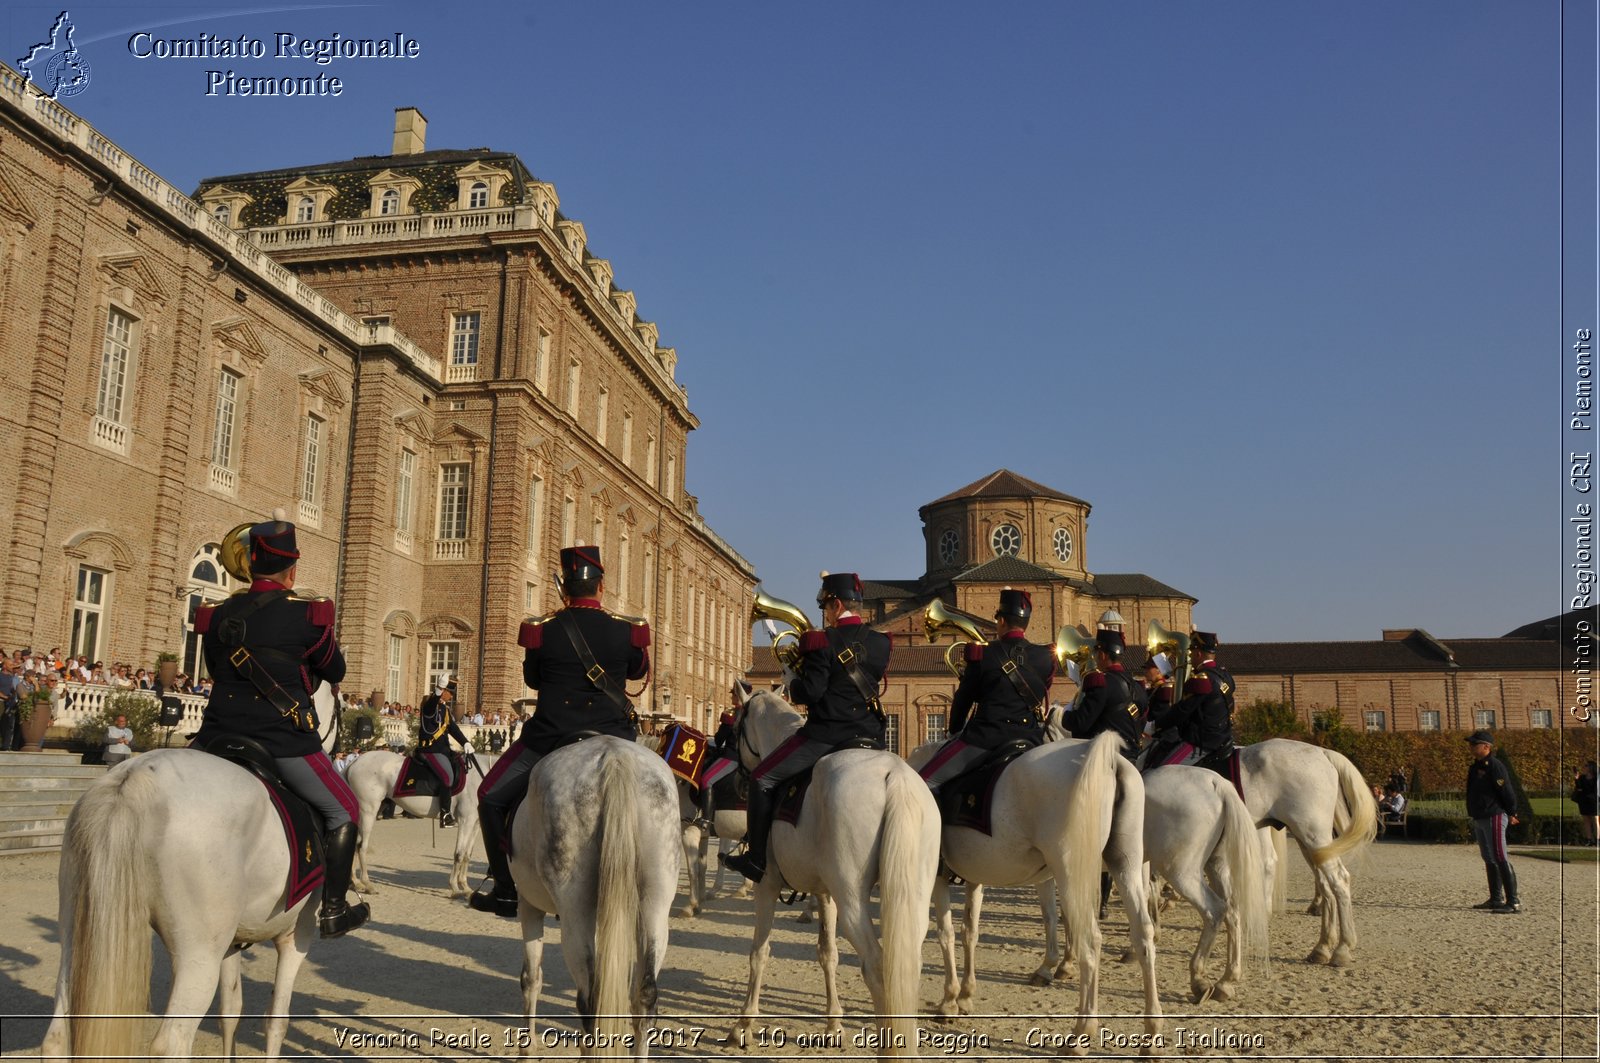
[
  {"x1": 749, "y1": 470, "x2": 1579, "y2": 755},
  {"x1": 0, "y1": 77, "x2": 754, "y2": 729}
]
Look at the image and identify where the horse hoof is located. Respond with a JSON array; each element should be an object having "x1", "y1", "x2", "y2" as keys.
[
  {"x1": 1028, "y1": 971, "x2": 1051, "y2": 987},
  {"x1": 1191, "y1": 984, "x2": 1215, "y2": 1005},
  {"x1": 674, "y1": 906, "x2": 697, "y2": 919},
  {"x1": 1329, "y1": 947, "x2": 1353, "y2": 968},
  {"x1": 1306, "y1": 947, "x2": 1332, "y2": 965},
  {"x1": 1212, "y1": 982, "x2": 1237, "y2": 1002}
]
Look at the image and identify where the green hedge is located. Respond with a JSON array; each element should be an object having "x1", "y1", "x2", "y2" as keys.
[{"x1": 1404, "y1": 812, "x2": 1585, "y2": 845}]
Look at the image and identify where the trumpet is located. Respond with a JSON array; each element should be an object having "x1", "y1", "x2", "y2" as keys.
[
  {"x1": 1053, "y1": 624, "x2": 1097, "y2": 682},
  {"x1": 1145, "y1": 620, "x2": 1191, "y2": 697},
  {"x1": 751, "y1": 589, "x2": 813, "y2": 671},
  {"x1": 923, "y1": 598, "x2": 987, "y2": 678}
]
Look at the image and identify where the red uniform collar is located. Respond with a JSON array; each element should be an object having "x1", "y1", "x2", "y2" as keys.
[
  {"x1": 833, "y1": 615, "x2": 864, "y2": 628},
  {"x1": 250, "y1": 578, "x2": 290, "y2": 592},
  {"x1": 1106, "y1": 663, "x2": 1126, "y2": 672},
  {"x1": 999, "y1": 630, "x2": 1027, "y2": 640},
  {"x1": 1199, "y1": 657, "x2": 1218, "y2": 668},
  {"x1": 566, "y1": 598, "x2": 603, "y2": 610}
]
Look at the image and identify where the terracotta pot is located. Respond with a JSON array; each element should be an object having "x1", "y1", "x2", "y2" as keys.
[
  {"x1": 157, "y1": 660, "x2": 178, "y2": 688},
  {"x1": 19, "y1": 705, "x2": 52, "y2": 752}
]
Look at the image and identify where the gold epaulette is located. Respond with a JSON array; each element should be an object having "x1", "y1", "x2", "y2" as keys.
[
  {"x1": 607, "y1": 611, "x2": 648, "y2": 627},
  {"x1": 287, "y1": 593, "x2": 331, "y2": 603},
  {"x1": 526, "y1": 612, "x2": 554, "y2": 626}
]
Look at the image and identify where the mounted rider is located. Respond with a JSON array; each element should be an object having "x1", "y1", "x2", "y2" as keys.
[
  {"x1": 416, "y1": 673, "x2": 470, "y2": 827},
  {"x1": 469, "y1": 543, "x2": 650, "y2": 915},
  {"x1": 190, "y1": 519, "x2": 370, "y2": 939},
  {"x1": 918, "y1": 588, "x2": 1054, "y2": 793},
  {"x1": 1145, "y1": 630, "x2": 1236, "y2": 775},
  {"x1": 1060, "y1": 629, "x2": 1147, "y2": 757},
  {"x1": 723, "y1": 571, "x2": 890, "y2": 884}
]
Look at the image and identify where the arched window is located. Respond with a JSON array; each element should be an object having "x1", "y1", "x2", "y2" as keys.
[
  {"x1": 182, "y1": 545, "x2": 234, "y2": 679},
  {"x1": 295, "y1": 196, "x2": 315, "y2": 222},
  {"x1": 212, "y1": 203, "x2": 231, "y2": 226},
  {"x1": 468, "y1": 181, "x2": 489, "y2": 209},
  {"x1": 379, "y1": 188, "x2": 400, "y2": 216}
]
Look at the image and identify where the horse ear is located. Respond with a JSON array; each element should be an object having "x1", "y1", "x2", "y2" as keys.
[{"x1": 732, "y1": 678, "x2": 754, "y2": 706}]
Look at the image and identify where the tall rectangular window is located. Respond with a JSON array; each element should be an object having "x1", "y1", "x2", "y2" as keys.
[
  {"x1": 621, "y1": 413, "x2": 634, "y2": 468},
  {"x1": 565, "y1": 358, "x2": 581, "y2": 416},
  {"x1": 561, "y1": 495, "x2": 575, "y2": 546},
  {"x1": 646, "y1": 436, "x2": 658, "y2": 486},
  {"x1": 617, "y1": 535, "x2": 630, "y2": 605},
  {"x1": 437, "y1": 463, "x2": 470, "y2": 540},
  {"x1": 97, "y1": 308, "x2": 133, "y2": 422},
  {"x1": 71, "y1": 566, "x2": 108, "y2": 662},
  {"x1": 535, "y1": 327, "x2": 551, "y2": 392},
  {"x1": 450, "y1": 312, "x2": 481, "y2": 366},
  {"x1": 300, "y1": 414, "x2": 324, "y2": 505},
  {"x1": 386, "y1": 634, "x2": 403, "y2": 703},
  {"x1": 884, "y1": 713, "x2": 901, "y2": 757},
  {"x1": 210, "y1": 368, "x2": 241, "y2": 467},
  {"x1": 395, "y1": 449, "x2": 416, "y2": 534},
  {"x1": 526, "y1": 475, "x2": 543, "y2": 559},
  {"x1": 427, "y1": 641, "x2": 460, "y2": 697},
  {"x1": 596, "y1": 386, "x2": 609, "y2": 445},
  {"x1": 665, "y1": 454, "x2": 677, "y2": 501},
  {"x1": 925, "y1": 713, "x2": 947, "y2": 744}
]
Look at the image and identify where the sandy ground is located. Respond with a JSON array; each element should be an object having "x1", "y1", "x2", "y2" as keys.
[{"x1": 0, "y1": 818, "x2": 1595, "y2": 1061}]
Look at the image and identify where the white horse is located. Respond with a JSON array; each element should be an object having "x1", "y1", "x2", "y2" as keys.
[
  {"x1": 347, "y1": 749, "x2": 492, "y2": 897},
  {"x1": 1234, "y1": 739, "x2": 1377, "y2": 966},
  {"x1": 673, "y1": 773, "x2": 750, "y2": 917},
  {"x1": 731, "y1": 689, "x2": 940, "y2": 1056},
  {"x1": 906, "y1": 731, "x2": 1163, "y2": 1053},
  {"x1": 506, "y1": 736, "x2": 680, "y2": 1059},
  {"x1": 41, "y1": 684, "x2": 343, "y2": 1060}
]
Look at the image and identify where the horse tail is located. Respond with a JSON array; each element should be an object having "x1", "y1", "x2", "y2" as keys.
[
  {"x1": 1213, "y1": 775, "x2": 1270, "y2": 974},
  {"x1": 1062, "y1": 732, "x2": 1120, "y2": 967},
  {"x1": 593, "y1": 749, "x2": 641, "y2": 1044},
  {"x1": 876, "y1": 765, "x2": 934, "y2": 1056},
  {"x1": 65, "y1": 767, "x2": 155, "y2": 1059},
  {"x1": 1311, "y1": 749, "x2": 1378, "y2": 865}
]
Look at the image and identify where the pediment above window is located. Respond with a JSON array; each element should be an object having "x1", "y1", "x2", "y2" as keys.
[
  {"x1": 97, "y1": 253, "x2": 169, "y2": 306},
  {"x1": 212, "y1": 316, "x2": 269, "y2": 369}
]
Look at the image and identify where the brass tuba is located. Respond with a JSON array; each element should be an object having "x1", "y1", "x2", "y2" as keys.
[
  {"x1": 1053, "y1": 624, "x2": 1098, "y2": 682},
  {"x1": 1145, "y1": 619, "x2": 1191, "y2": 698},
  {"x1": 219, "y1": 521, "x2": 254, "y2": 585},
  {"x1": 923, "y1": 598, "x2": 988, "y2": 677},
  {"x1": 751, "y1": 588, "x2": 813, "y2": 671}
]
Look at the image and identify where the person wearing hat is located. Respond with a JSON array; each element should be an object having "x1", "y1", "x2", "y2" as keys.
[
  {"x1": 469, "y1": 544, "x2": 650, "y2": 916},
  {"x1": 191, "y1": 519, "x2": 369, "y2": 939},
  {"x1": 917, "y1": 588, "x2": 1055, "y2": 793},
  {"x1": 1146, "y1": 631, "x2": 1236, "y2": 775},
  {"x1": 1465, "y1": 730, "x2": 1522, "y2": 913},
  {"x1": 723, "y1": 571, "x2": 891, "y2": 884},
  {"x1": 416, "y1": 673, "x2": 470, "y2": 827},
  {"x1": 1060, "y1": 628, "x2": 1146, "y2": 757}
]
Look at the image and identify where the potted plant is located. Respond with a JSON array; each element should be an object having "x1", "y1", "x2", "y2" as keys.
[
  {"x1": 155, "y1": 651, "x2": 179, "y2": 689},
  {"x1": 18, "y1": 687, "x2": 54, "y2": 752}
]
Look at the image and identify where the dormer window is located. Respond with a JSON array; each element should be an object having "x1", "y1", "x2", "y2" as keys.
[
  {"x1": 295, "y1": 196, "x2": 315, "y2": 222},
  {"x1": 379, "y1": 189, "x2": 400, "y2": 216},
  {"x1": 364, "y1": 170, "x2": 421, "y2": 219},
  {"x1": 468, "y1": 182, "x2": 489, "y2": 209},
  {"x1": 280, "y1": 177, "x2": 337, "y2": 226},
  {"x1": 199, "y1": 186, "x2": 252, "y2": 231},
  {"x1": 212, "y1": 203, "x2": 231, "y2": 226},
  {"x1": 453, "y1": 161, "x2": 511, "y2": 212}
]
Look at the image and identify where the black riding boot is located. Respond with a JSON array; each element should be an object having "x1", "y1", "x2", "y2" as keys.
[
  {"x1": 469, "y1": 807, "x2": 519, "y2": 917},
  {"x1": 438, "y1": 789, "x2": 455, "y2": 828},
  {"x1": 319, "y1": 822, "x2": 371, "y2": 939},
  {"x1": 1099, "y1": 872, "x2": 1114, "y2": 921},
  {"x1": 1494, "y1": 861, "x2": 1520, "y2": 913},
  {"x1": 723, "y1": 783, "x2": 772, "y2": 883},
  {"x1": 696, "y1": 785, "x2": 714, "y2": 832},
  {"x1": 1471, "y1": 862, "x2": 1503, "y2": 910}
]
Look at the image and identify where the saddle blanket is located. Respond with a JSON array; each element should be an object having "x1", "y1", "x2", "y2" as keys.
[
  {"x1": 256, "y1": 777, "x2": 325, "y2": 907},
  {"x1": 1149, "y1": 742, "x2": 1245, "y2": 802},
  {"x1": 394, "y1": 753, "x2": 467, "y2": 799},
  {"x1": 937, "y1": 743, "x2": 1035, "y2": 836},
  {"x1": 660, "y1": 723, "x2": 709, "y2": 786}
]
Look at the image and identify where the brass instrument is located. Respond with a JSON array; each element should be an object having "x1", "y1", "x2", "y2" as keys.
[
  {"x1": 1053, "y1": 624, "x2": 1098, "y2": 682},
  {"x1": 1145, "y1": 620, "x2": 1191, "y2": 698},
  {"x1": 751, "y1": 589, "x2": 813, "y2": 671},
  {"x1": 922, "y1": 598, "x2": 988, "y2": 677},
  {"x1": 219, "y1": 521, "x2": 254, "y2": 585}
]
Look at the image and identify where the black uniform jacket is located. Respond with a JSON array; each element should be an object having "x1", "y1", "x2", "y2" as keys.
[
  {"x1": 950, "y1": 630, "x2": 1054, "y2": 748},
  {"x1": 418, "y1": 693, "x2": 468, "y2": 754},
  {"x1": 1063, "y1": 664, "x2": 1145, "y2": 754},
  {"x1": 193, "y1": 579, "x2": 346, "y2": 758},
  {"x1": 789, "y1": 616, "x2": 891, "y2": 748},
  {"x1": 1466, "y1": 754, "x2": 1518, "y2": 819},
  {"x1": 517, "y1": 599, "x2": 650, "y2": 756},
  {"x1": 1152, "y1": 660, "x2": 1235, "y2": 752}
]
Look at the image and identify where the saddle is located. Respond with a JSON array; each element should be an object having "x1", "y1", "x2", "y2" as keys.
[
  {"x1": 936, "y1": 740, "x2": 1036, "y2": 836},
  {"x1": 394, "y1": 751, "x2": 468, "y2": 799},
  {"x1": 774, "y1": 737, "x2": 882, "y2": 826},
  {"x1": 191, "y1": 734, "x2": 326, "y2": 906}
]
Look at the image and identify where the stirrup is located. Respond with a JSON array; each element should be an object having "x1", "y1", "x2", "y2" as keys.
[
  {"x1": 469, "y1": 880, "x2": 519, "y2": 918},
  {"x1": 319, "y1": 897, "x2": 370, "y2": 939},
  {"x1": 439, "y1": 811, "x2": 457, "y2": 828},
  {"x1": 721, "y1": 851, "x2": 765, "y2": 883}
]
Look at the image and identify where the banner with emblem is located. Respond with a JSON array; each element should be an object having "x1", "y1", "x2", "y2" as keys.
[{"x1": 660, "y1": 723, "x2": 709, "y2": 786}]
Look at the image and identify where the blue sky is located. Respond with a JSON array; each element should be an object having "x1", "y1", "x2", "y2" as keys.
[{"x1": 5, "y1": 1, "x2": 1590, "y2": 642}]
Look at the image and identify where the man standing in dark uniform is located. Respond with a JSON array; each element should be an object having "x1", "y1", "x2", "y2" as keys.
[
  {"x1": 1061, "y1": 629, "x2": 1146, "y2": 757},
  {"x1": 417, "y1": 674, "x2": 469, "y2": 827},
  {"x1": 1465, "y1": 730, "x2": 1522, "y2": 913},
  {"x1": 1148, "y1": 631, "x2": 1235, "y2": 774},
  {"x1": 191, "y1": 520, "x2": 369, "y2": 939},
  {"x1": 724, "y1": 571, "x2": 890, "y2": 884},
  {"x1": 469, "y1": 544, "x2": 649, "y2": 916},
  {"x1": 918, "y1": 589, "x2": 1054, "y2": 791}
]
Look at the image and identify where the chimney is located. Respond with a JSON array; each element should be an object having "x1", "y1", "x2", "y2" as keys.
[{"x1": 392, "y1": 107, "x2": 427, "y2": 155}]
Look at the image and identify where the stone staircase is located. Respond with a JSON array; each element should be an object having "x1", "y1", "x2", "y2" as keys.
[{"x1": 0, "y1": 751, "x2": 107, "y2": 855}]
